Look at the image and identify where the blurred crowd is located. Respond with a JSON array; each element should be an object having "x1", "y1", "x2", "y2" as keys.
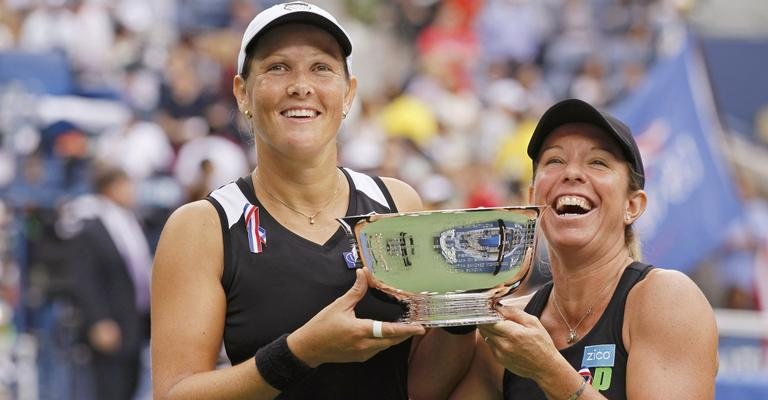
[{"x1": 0, "y1": 0, "x2": 766, "y2": 398}]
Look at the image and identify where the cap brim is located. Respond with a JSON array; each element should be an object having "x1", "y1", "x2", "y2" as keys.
[{"x1": 527, "y1": 98, "x2": 644, "y2": 187}]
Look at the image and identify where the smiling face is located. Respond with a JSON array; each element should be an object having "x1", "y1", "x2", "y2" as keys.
[
  {"x1": 234, "y1": 23, "x2": 356, "y2": 159},
  {"x1": 530, "y1": 123, "x2": 646, "y2": 258}
]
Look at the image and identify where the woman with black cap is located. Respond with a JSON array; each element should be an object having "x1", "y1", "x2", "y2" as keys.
[
  {"x1": 150, "y1": 2, "x2": 473, "y2": 399},
  {"x1": 451, "y1": 99, "x2": 718, "y2": 399}
]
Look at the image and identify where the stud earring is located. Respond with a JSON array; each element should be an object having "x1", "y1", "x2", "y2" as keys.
[
  {"x1": 243, "y1": 110, "x2": 252, "y2": 119},
  {"x1": 342, "y1": 112, "x2": 347, "y2": 119}
]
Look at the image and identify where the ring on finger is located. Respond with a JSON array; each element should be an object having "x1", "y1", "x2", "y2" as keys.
[{"x1": 372, "y1": 320, "x2": 383, "y2": 338}]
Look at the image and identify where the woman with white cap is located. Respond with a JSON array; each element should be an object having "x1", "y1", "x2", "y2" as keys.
[
  {"x1": 151, "y1": 2, "x2": 472, "y2": 399},
  {"x1": 450, "y1": 99, "x2": 718, "y2": 399}
]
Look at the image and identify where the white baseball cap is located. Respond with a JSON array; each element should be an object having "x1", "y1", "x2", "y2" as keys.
[{"x1": 236, "y1": 1, "x2": 353, "y2": 75}]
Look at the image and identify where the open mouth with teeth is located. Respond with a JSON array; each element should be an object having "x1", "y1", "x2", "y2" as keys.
[
  {"x1": 281, "y1": 109, "x2": 319, "y2": 119},
  {"x1": 554, "y1": 196, "x2": 593, "y2": 216}
]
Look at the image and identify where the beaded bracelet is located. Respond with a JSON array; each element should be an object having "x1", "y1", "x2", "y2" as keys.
[
  {"x1": 255, "y1": 334, "x2": 315, "y2": 391},
  {"x1": 566, "y1": 380, "x2": 588, "y2": 400}
]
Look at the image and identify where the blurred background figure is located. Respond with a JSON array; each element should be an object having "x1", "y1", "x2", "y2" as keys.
[
  {"x1": 63, "y1": 165, "x2": 151, "y2": 400},
  {"x1": 714, "y1": 172, "x2": 768, "y2": 310}
]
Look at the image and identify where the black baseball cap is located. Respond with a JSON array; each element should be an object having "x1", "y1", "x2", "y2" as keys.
[{"x1": 527, "y1": 99, "x2": 645, "y2": 189}]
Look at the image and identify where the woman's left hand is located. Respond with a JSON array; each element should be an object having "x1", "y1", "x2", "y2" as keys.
[{"x1": 478, "y1": 305, "x2": 561, "y2": 381}]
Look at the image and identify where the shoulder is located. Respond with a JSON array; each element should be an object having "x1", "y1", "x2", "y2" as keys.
[
  {"x1": 380, "y1": 176, "x2": 423, "y2": 212},
  {"x1": 164, "y1": 200, "x2": 220, "y2": 232},
  {"x1": 623, "y1": 270, "x2": 718, "y2": 398},
  {"x1": 626, "y1": 267, "x2": 716, "y2": 347},
  {"x1": 629, "y1": 268, "x2": 710, "y2": 311},
  {"x1": 77, "y1": 217, "x2": 106, "y2": 235},
  {"x1": 155, "y1": 200, "x2": 223, "y2": 277}
]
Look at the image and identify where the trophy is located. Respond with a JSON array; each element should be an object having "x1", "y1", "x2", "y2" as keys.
[{"x1": 338, "y1": 206, "x2": 541, "y2": 327}]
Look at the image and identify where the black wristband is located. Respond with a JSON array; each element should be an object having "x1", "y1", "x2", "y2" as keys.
[
  {"x1": 255, "y1": 334, "x2": 314, "y2": 391},
  {"x1": 441, "y1": 325, "x2": 477, "y2": 335}
]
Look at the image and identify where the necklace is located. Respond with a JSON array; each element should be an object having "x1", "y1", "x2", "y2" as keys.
[
  {"x1": 254, "y1": 170, "x2": 342, "y2": 225},
  {"x1": 552, "y1": 276, "x2": 616, "y2": 344}
]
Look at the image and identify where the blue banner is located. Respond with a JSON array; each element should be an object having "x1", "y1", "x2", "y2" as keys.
[{"x1": 611, "y1": 35, "x2": 743, "y2": 272}]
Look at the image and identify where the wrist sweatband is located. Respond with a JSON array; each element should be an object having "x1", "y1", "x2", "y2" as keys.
[
  {"x1": 566, "y1": 380, "x2": 587, "y2": 400},
  {"x1": 255, "y1": 334, "x2": 314, "y2": 391},
  {"x1": 441, "y1": 325, "x2": 477, "y2": 335}
]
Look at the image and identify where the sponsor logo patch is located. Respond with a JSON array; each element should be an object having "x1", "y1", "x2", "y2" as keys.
[
  {"x1": 581, "y1": 344, "x2": 616, "y2": 368},
  {"x1": 343, "y1": 251, "x2": 357, "y2": 269}
]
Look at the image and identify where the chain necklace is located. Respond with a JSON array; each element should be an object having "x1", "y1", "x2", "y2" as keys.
[
  {"x1": 254, "y1": 170, "x2": 342, "y2": 225},
  {"x1": 552, "y1": 276, "x2": 616, "y2": 344}
]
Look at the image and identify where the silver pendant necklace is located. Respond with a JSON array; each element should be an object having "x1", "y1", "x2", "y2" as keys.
[
  {"x1": 254, "y1": 170, "x2": 341, "y2": 225},
  {"x1": 552, "y1": 276, "x2": 616, "y2": 344}
]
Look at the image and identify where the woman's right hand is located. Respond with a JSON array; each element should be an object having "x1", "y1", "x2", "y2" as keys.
[
  {"x1": 287, "y1": 268, "x2": 426, "y2": 367},
  {"x1": 479, "y1": 305, "x2": 563, "y2": 381}
]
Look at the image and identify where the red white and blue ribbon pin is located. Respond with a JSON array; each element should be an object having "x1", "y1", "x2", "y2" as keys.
[{"x1": 243, "y1": 204, "x2": 266, "y2": 253}]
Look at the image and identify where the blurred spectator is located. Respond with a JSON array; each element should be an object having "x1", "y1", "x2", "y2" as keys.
[
  {"x1": 379, "y1": 94, "x2": 438, "y2": 147},
  {"x1": 495, "y1": 117, "x2": 538, "y2": 188},
  {"x1": 172, "y1": 133, "x2": 249, "y2": 201},
  {"x1": 476, "y1": 77, "x2": 527, "y2": 164},
  {"x1": 155, "y1": 42, "x2": 215, "y2": 149},
  {"x1": 339, "y1": 97, "x2": 389, "y2": 174},
  {"x1": 569, "y1": 54, "x2": 611, "y2": 107},
  {"x1": 41, "y1": 121, "x2": 90, "y2": 192},
  {"x1": 94, "y1": 117, "x2": 174, "y2": 181},
  {"x1": 415, "y1": 0, "x2": 480, "y2": 92},
  {"x1": 475, "y1": 0, "x2": 553, "y2": 66},
  {"x1": 756, "y1": 103, "x2": 768, "y2": 146},
  {"x1": 514, "y1": 62, "x2": 555, "y2": 116},
  {"x1": 418, "y1": 173, "x2": 455, "y2": 209},
  {"x1": 716, "y1": 172, "x2": 768, "y2": 310},
  {"x1": 17, "y1": 1, "x2": 78, "y2": 54},
  {"x1": 64, "y1": 165, "x2": 151, "y2": 400},
  {"x1": 464, "y1": 162, "x2": 504, "y2": 208}
]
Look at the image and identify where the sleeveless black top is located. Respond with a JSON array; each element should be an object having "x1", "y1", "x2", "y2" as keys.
[
  {"x1": 503, "y1": 262, "x2": 654, "y2": 400},
  {"x1": 206, "y1": 167, "x2": 409, "y2": 399}
]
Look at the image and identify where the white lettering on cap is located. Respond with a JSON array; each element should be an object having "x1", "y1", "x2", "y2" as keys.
[{"x1": 283, "y1": 2, "x2": 312, "y2": 11}]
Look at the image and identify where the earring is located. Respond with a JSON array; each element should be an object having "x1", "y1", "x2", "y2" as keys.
[
  {"x1": 243, "y1": 110, "x2": 252, "y2": 119},
  {"x1": 342, "y1": 112, "x2": 347, "y2": 119}
]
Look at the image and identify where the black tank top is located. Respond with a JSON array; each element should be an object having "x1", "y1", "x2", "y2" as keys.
[
  {"x1": 206, "y1": 167, "x2": 410, "y2": 399},
  {"x1": 503, "y1": 262, "x2": 654, "y2": 400}
]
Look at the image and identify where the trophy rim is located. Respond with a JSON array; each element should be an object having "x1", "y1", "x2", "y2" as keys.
[
  {"x1": 337, "y1": 206, "x2": 542, "y2": 326},
  {"x1": 340, "y1": 206, "x2": 543, "y2": 297}
]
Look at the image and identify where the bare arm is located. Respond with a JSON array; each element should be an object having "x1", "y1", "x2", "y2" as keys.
[
  {"x1": 381, "y1": 176, "x2": 422, "y2": 213},
  {"x1": 448, "y1": 332, "x2": 504, "y2": 400},
  {"x1": 624, "y1": 269, "x2": 718, "y2": 399},
  {"x1": 409, "y1": 327, "x2": 477, "y2": 399},
  {"x1": 152, "y1": 200, "x2": 425, "y2": 400},
  {"x1": 151, "y1": 201, "x2": 278, "y2": 400}
]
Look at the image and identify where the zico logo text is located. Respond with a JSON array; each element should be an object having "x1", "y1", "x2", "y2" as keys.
[
  {"x1": 585, "y1": 349, "x2": 612, "y2": 362},
  {"x1": 581, "y1": 344, "x2": 615, "y2": 368}
]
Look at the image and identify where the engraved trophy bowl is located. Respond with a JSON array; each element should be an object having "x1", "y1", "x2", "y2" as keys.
[{"x1": 338, "y1": 206, "x2": 542, "y2": 327}]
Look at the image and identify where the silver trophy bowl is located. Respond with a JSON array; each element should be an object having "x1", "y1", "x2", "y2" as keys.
[{"x1": 338, "y1": 206, "x2": 541, "y2": 327}]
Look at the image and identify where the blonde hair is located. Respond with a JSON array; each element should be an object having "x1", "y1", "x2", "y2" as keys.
[{"x1": 625, "y1": 168, "x2": 644, "y2": 261}]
